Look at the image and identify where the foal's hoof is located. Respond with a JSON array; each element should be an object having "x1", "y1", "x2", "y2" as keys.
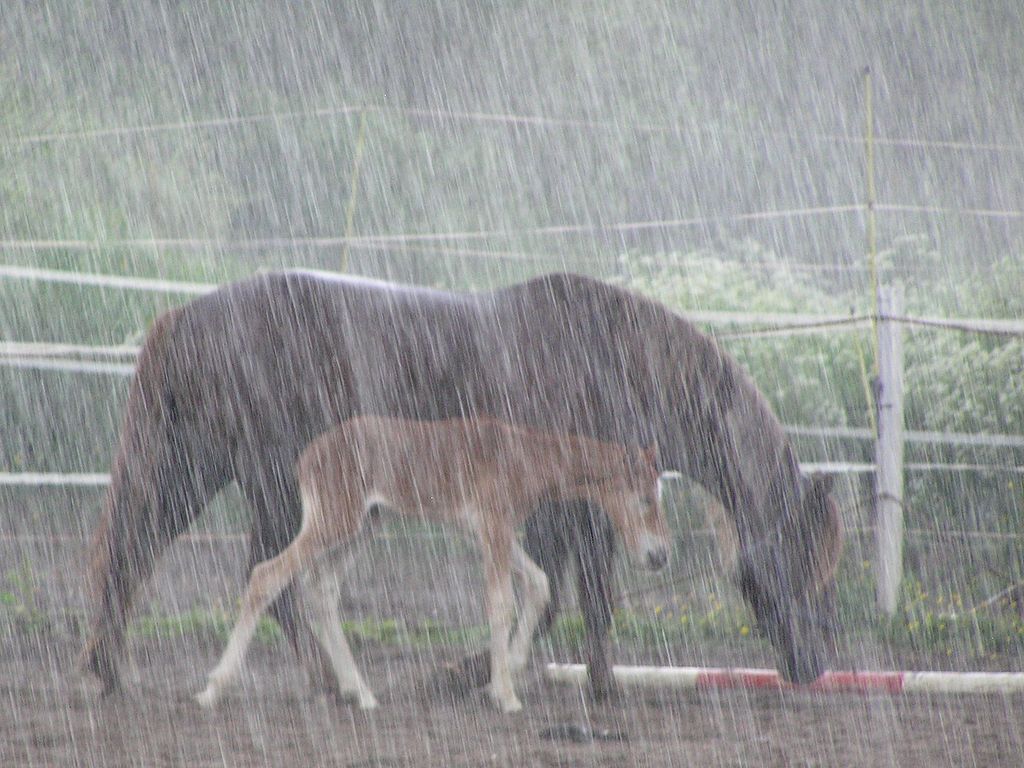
[
  {"x1": 194, "y1": 686, "x2": 220, "y2": 708},
  {"x1": 351, "y1": 691, "x2": 379, "y2": 711},
  {"x1": 496, "y1": 697, "x2": 523, "y2": 714},
  {"x1": 323, "y1": 687, "x2": 378, "y2": 711},
  {"x1": 487, "y1": 686, "x2": 522, "y2": 714}
]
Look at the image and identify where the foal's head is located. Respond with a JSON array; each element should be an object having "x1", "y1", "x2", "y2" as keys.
[{"x1": 582, "y1": 445, "x2": 669, "y2": 572}]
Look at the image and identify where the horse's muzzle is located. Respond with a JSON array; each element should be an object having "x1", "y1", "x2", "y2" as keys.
[
  {"x1": 780, "y1": 642, "x2": 825, "y2": 685},
  {"x1": 774, "y1": 604, "x2": 827, "y2": 685}
]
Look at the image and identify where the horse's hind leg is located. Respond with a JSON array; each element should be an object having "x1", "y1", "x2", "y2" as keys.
[
  {"x1": 524, "y1": 500, "x2": 573, "y2": 636},
  {"x1": 302, "y1": 550, "x2": 377, "y2": 709},
  {"x1": 82, "y1": 427, "x2": 229, "y2": 695}
]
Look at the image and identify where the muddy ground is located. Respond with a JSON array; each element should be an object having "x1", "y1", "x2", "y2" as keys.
[
  {"x1": 3, "y1": 508, "x2": 1024, "y2": 766},
  {"x1": 5, "y1": 633, "x2": 1024, "y2": 768}
]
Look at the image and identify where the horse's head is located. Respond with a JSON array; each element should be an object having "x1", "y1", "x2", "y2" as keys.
[
  {"x1": 737, "y1": 473, "x2": 843, "y2": 684},
  {"x1": 585, "y1": 445, "x2": 670, "y2": 572}
]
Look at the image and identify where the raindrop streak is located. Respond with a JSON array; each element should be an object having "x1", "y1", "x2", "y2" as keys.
[{"x1": 3, "y1": 3, "x2": 1023, "y2": 766}]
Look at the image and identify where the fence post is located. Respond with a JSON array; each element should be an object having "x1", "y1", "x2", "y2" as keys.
[{"x1": 874, "y1": 284, "x2": 905, "y2": 615}]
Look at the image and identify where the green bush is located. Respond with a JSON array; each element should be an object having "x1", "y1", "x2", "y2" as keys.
[{"x1": 618, "y1": 244, "x2": 1024, "y2": 614}]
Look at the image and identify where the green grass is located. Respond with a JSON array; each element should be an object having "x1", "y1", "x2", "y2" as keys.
[
  {"x1": 124, "y1": 611, "x2": 490, "y2": 649},
  {"x1": 5, "y1": 558, "x2": 1024, "y2": 662},
  {"x1": 0, "y1": 561, "x2": 51, "y2": 635},
  {"x1": 876, "y1": 576, "x2": 1024, "y2": 658}
]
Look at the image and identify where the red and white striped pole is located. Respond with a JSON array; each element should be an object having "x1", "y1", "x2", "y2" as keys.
[{"x1": 546, "y1": 663, "x2": 1024, "y2": 694}]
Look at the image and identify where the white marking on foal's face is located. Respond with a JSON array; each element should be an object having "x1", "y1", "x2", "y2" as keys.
[{"x1": 629, "y1": 477, "x2": 670, "y2": 571}]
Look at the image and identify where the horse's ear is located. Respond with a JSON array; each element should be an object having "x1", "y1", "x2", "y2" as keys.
[
  {"x1": 643, "y1": 443, "x2": 658, "y2": 466},
  {"x1": 802, "y1": 472, "x2": 844, "y2": 588},
  {"x1": 795, "y1": 473, "x2": 834, "y2": 535},
  {"x1": 808, "y1": 472, "x2": 834, "y2": 501},
  {"x1": 800, "y1": 473, "x2": 841, "y2": 550}
]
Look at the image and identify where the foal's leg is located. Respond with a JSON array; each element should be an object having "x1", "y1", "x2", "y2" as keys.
[
  {"x1": 196, "y1": 531, "x2": 323, "y2": 707},
  {"x1": 442, "y1": 501, "x2": 570, "y2": 691},
  {"x1": 482, "y1": 524, "x2": 520, "y2": 713},
  {"x1": 302, "y1": 551, "x2": 378, "y2": 709},
  {"x1": 508, "y1": 542, "x2": 550, "y2": 671},
  {"x1": 237, "y1": 468, "x2": 339, "y2": 698}
]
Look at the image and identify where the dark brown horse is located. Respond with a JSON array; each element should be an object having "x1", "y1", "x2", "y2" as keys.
[
  {"x1": 82, "y1": 271, "x2": 841, "y2": 696},
  {"x1": 450, "y1": 486, "x2": 842, "y2": 701}
]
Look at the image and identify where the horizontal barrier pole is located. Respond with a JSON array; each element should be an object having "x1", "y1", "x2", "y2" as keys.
[
  {"x1": 7, "y1": 460, "x2": 1024, "y2": 488},
  {"x1": 0, "y1": 341, "x2": 140, "y2": 358},
  {"x1": 0, "y1": 472, "x2": 111, "y2": 486},
  {"x1": 0, "y1": 264, "x2": 215, "y2": 294},
  {"x1": 0, "y1": 356, "x2": 136, "y2": 376},
  {"x1": 546, "y1": 663, "x2": 1024, "y2": 695}
]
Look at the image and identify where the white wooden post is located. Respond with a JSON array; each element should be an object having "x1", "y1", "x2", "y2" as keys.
[{"x1": 874, "y1": 284, "x2": 905, "y2": 615}]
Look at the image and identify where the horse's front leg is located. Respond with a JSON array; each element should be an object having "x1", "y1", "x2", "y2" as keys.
[
  {"x1": 481, "y1": 525, "x2": 520, "y2": 713},
  {"x1": 508, "y1": 542, "x2": 550, "y2": 671},
  {"x1": 576, "y1": 505, "x2": 619, "y2": 702}
]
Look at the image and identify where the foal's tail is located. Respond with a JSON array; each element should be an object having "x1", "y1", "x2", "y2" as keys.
[{"x1": 80, "y1": 308, "x2": 228, "y2": 693}]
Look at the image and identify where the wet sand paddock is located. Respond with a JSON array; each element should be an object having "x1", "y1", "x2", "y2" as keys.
[{"x1": 3, "y1": 528, "x2": 1024, "y2": 767}]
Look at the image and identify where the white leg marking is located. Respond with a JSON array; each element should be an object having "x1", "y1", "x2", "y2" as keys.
[
  {"x1": 508, "y1": 542, "x2": 550, "y2": 671},
  {"x1": 195, "y1": 556, "x2": 297, "y2": 707},
  {"x1": 486, "y1": 568, "x2": 521, "y2": 713},
  {"x1": 196, "y1": 595, "x2": 267, "y2": 707},
  {"x1": 304, "y1": 554, "x2": 378, "y2": 709}
]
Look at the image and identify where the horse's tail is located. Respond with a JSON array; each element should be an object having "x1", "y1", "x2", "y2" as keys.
[{"x1": 80, "y1": 306, "x2": 228, "y2": 692}]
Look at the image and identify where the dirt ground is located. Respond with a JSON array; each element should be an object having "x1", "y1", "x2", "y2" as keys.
[
  {"x1": 5, "y1": 634, "x2": 1024, "y2": 768},
  {"x1": 4, "y1": 517, "x2": 1024, "y2": 767}
]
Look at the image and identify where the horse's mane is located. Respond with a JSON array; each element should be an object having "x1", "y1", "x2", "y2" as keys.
[{"x1": 510, "y1": 273, "x2": 803, "y2": 539}]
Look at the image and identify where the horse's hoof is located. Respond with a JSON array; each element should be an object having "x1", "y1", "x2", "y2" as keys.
[
  {"x1": 589, "y1": 681, "x2": 622, "y2": 704},
  {"x1": 424, "y1": 661, "x2": 485, "y2": 700},
  {"x1": 80, "y1": 644, "x2": 123, "y2": 697},
  {"x1": 540, "y1": 724, "x2": 592, "y2": 743},
  {"x1": 95, "y1": 680, "x2": 125, "y2": 700}
]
